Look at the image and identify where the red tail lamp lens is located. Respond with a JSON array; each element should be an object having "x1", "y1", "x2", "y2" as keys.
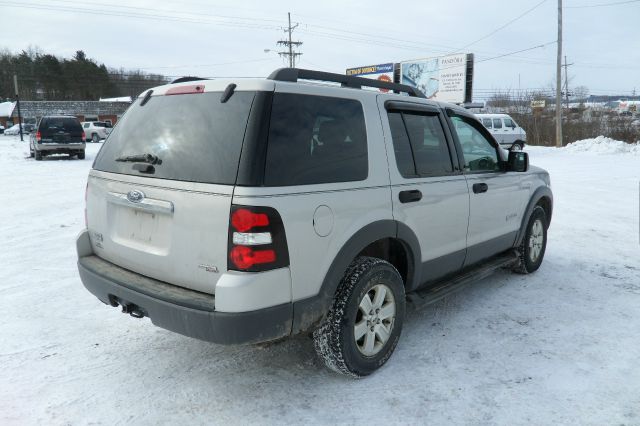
[
  {"x1": 231, "y1": 208, "x2": 269, "y2": 232},
  {"x1": 82, "y1": 131, "x2": 86, "y2": 141},
  {"x1": 230, "y1": 246, "x2": 276, "y2": 269},
  {"x1": 36, "y1": 131, "x2": 41, "y2": 141}
]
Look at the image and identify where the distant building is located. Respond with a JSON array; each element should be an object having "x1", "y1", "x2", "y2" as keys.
[
  {"x1": 2, "y1": 100, "x2": 131, "y2": 127},
  {"x1": 0, "y1": 102, "x2": 16, "y2": 128}
]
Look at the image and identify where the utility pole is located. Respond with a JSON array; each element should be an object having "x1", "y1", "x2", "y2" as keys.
[
  {"x1": 277, "y1": 12, "x2": 302, "y2": 68},
  {"x1": 13, "y1": 74, "x2": 23, "y2": 142},
  {"x1": 555, "y1": 0, "x2": 563, "y2": 147},
  {"x1": 563, "y1": 55, "x2": 574, "y2": 112}
]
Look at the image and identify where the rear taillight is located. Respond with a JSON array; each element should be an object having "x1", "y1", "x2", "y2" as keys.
[
  {"x1": 228, "y1": 205, "x2": 289, "y2": 272},
  {"x1": 231, "y1": 208, "x2": 269, "y2": 232},
  {"x1": 81, "y1": 131, "x2": 86, "y2": 141},
  {"x1": 36, "y1": 131, "x2": 41, "y2": 142}
]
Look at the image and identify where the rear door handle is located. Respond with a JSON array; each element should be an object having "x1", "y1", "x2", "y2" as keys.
[
  {"x1": 399, "y1": 190, "x2": 422, "y2": 203},
  {"x1": 472, "y1": 183, "x2": 488, "y2": 194}
]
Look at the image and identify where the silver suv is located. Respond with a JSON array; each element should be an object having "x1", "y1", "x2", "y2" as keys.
[{"x1": 77, "y1": 69, "x2": 552, "y2": 377}]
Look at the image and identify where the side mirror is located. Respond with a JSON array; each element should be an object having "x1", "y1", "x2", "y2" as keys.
[{"x1": 508, "y1": 151, "x2": 529, "y2": 172}]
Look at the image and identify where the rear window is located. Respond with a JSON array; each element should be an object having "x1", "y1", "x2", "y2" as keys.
[
  {"x1": 40, "y1": 117, "x2": 82, "y2": 134},
  {"x1": 264, "y1": 93, "x2": 368, "y2": 186},
  {"x1": 93, "y1": 91, "x2": 255, "y2": 185}
]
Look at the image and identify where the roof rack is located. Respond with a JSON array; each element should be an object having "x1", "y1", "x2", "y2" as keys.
[{"x1": 268, "y1": 68, "x2": 426, "y2": 98}]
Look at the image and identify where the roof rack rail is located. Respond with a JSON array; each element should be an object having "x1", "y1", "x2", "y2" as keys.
[
  {"x1": 267, "y1": 68, "x2": 426, "y2": 98},
  {"x1": 170, "y1": 76, "x2": 209, "y2": 84}
]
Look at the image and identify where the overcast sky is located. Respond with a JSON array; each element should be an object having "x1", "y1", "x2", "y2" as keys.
[{"x1": 3, "y1": 0, "x2": 639, "y2": 100}]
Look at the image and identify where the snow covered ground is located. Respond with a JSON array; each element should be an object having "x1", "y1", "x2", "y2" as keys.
[{"x1": 1, "y1": 135, "x2": 638, "y2": 425}]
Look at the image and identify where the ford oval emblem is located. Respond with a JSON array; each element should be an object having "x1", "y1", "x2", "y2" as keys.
[{"x1": 126, "y1": 190, "x2": 145, "y2": 203}]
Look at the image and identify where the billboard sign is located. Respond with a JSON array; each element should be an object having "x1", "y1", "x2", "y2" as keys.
[
  {"x1": 345, "y1": 63, "x2": 395, "y2": 93},
  {"x1": 400, "y1": 54, "x2": 473, "y2": 103},
  {"x1": 531, "y1": 100, "x2": 546, "y2": 109}
]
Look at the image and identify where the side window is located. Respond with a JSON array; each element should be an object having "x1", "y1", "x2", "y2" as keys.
[
  {"x1": 450, "y1": 115, "x2": 500, "y2": 173},
  {"x1": 83, "y1": 123, "x2": 90, "y2": 129},
  {"x1": 387, "y1": 110, "x2": 453, "y2": 177},
  {"x1": 503, "y1": 118, "x2": 515, "y2": 128},
  {"x1": 387, "y1": 112, "x2": 417, "y2": 178},
  {"x1": 264, "y1": 93, "x2": 368, "y2": 186},
  {"x1": 481, "y1": 118, "x2": 492, "y2": 128},
  {"x1": 493, "y1": 118, "x2": 503, "y2": 129},
  {"x1": 402, "y1": 113, "x2": 453, "y2": 175}
]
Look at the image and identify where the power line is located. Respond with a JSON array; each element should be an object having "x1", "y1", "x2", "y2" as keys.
[
  {"x1": 0, "y1": 1, "x2": 281, "y2": 30},
  {"x1": 3, "y1": 0, "x2": 558, "y2": 69},
  {"x1": 43, "y1": 0, "x2": 284, "y2": 24},
  {"x1": 474, "y1": 41, "x2": 557, "y2": 64},
  {"x1": 566, "y1": 0, "x2": 640, "y2": 7},
  {"x1": 450, "y1": 0, "x2": 548, "y2": 54}
]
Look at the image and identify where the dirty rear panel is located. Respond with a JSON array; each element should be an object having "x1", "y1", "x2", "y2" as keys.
[
  {"x1": 86, "y1": 172, "x2": 233, "y2": 294},
  {"x1": 86, "y1": 83, "x2": 272, "y2": 294}
]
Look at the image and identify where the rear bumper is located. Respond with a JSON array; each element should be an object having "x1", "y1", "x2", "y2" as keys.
[
  {"x1": 37, "y1": 142, "x2": 85, "y2": 152},
  {"x1": 76, "y1": 232, "x2": 293, "y2": 345}
]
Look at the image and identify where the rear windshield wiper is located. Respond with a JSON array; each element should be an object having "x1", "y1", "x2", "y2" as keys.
[{"x1": 115, "y1": 153, "x2": 162, "y2": 165}]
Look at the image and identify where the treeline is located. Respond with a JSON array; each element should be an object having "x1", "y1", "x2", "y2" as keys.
[{"x1": 0, "y1": 47, "x2": 169, "y2": 101}]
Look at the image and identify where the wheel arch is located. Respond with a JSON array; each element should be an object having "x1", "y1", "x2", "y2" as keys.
[
  {"x1": 291, "y1": 220, "x2": 421, "y2": 334},
  {"x1": 515, "y1": 186, "x2": 553, "y2": 247}
]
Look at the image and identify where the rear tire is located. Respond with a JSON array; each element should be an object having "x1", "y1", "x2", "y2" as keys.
[
  {"x1": 92, "y1": 133, "x2": 99, "y2": 143},
  {"x1": 513, "y1": 206, "x2": 547, "y2": 274},
  {"x1": 511, "y1": 142, "x2": 524, "y2": 151},
  {"x1": 313, "y1": 257, "x2": 405, "y2": 377},
  {"x1": 77, "y1": 151, "x2": 86, "y2": 160},
  {"x1": 35, "y1": 150, "x2": 42, "y2": 161}
]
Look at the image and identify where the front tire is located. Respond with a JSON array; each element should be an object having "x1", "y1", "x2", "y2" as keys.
[
  {"x1": 511, "y1": 142, "x2": 524, "y2": 151},
  {"x1": 313, "y1": 257, "x2": 405, "y2": 377},
  {"x1": 514, "y1": 206, "x2": 547, "y2": 274}
]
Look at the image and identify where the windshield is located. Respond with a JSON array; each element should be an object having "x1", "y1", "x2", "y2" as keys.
[{"x1": 93, "y1": 91, "x2": 255, "y2": 184}]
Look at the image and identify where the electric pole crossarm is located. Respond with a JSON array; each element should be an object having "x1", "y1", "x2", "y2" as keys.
[{"x1": 275, "y1": 12, "x2": 303, "y2": 68}]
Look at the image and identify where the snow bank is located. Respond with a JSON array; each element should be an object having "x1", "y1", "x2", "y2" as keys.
[{"x1": 564, "y1": 136, "x2": 640, "y2": 155}]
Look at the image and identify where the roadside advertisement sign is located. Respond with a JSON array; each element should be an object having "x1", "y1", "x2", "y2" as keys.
[
  {"x1": 400, "y1": 54, "x2": 473, "y2": 103},
  {"x1": 345, "y1": 63, "x2": 395, "y2": 93}
]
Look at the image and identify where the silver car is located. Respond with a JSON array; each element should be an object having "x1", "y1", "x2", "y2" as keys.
[{"x1": 77, "y1": 70, "x2": 552, "y2": 377}]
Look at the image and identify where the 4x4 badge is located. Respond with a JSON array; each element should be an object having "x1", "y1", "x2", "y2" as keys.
[
  {"x1": 126, "y1": 190, "x2": 145, "y2": 203},
  {"x1": 198, "y1": 264, "x2": 219, "y2": 273}
]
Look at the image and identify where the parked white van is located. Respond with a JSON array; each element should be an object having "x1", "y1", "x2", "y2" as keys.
[{"x1": 475, "y1": 114, "x2": 526, "y2": 151}]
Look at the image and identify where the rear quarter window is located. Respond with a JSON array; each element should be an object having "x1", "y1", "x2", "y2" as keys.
[{"x1": 264, "y1": 93, "x2": 368, "y2": 186}]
